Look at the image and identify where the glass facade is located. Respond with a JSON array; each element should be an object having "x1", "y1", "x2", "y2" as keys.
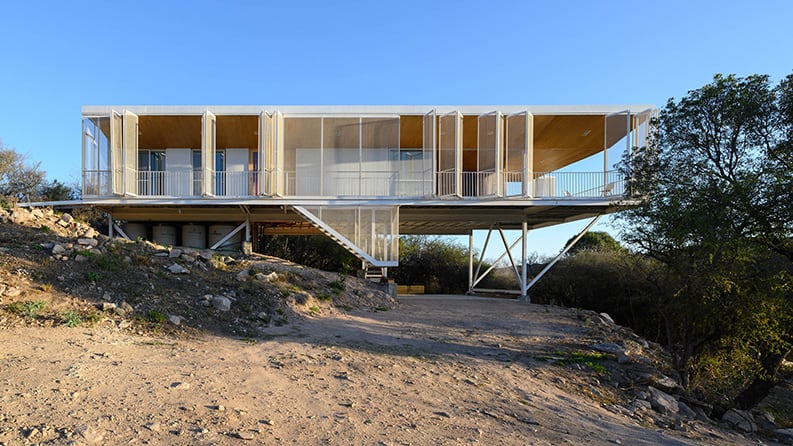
[{"x1": 82, "y1": 107, "x2": 648, "y2": 200}]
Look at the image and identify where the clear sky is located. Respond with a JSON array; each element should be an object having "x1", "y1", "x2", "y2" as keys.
[{"x1": 1, "y1": 0, "x2": 791, "y2": 258}]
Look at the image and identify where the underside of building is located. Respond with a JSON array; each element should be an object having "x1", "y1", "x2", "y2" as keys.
[{"x1": 79, "y1": 105, "x2": 656, "y2": 298}]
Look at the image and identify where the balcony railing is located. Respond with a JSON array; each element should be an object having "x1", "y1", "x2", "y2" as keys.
[
  {"x1": 285, "y1": 170, "x2": 432, "y2": 197},
  {"x1": 83, "y1": 168, "x2": 624, "y2": 200},
  {"x1": 212, "y1": 170, "x2": 267, "y2": 197},
  {"x1": 82, "y1": 170, "x2": 111, "y2": 197}
]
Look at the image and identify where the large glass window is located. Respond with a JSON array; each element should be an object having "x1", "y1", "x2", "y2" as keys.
[{"x1": 82, "y1": 117, "x2": 111, "y2": 196}]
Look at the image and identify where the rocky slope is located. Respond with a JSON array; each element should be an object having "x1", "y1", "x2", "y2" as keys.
[{"x1": 0, "y1": 205, "x2": 791, "y2": 445}]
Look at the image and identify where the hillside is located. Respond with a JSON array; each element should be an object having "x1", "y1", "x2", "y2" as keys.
[{"x1": 0, "y1": 206, "x2": 791, "y2": 445}]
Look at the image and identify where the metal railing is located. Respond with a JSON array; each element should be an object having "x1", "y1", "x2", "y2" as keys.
[
  {"x1": 211, "y1": 170, "x2": 266, "y2": 197},
  {"x1": 285, "y1": 170, "x2": 431, "y2": 197},
  {"x1": 83, "y1": 168, "x2": 624, "y2": 199},
  {"x1": 531, "y1": 171, "x2": 624, "y2": 198},
  {"x1": 82, "y1": 170, "x2": 111, "y2": 197}
]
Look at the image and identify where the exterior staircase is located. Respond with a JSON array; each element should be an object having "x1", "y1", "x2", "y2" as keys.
[{"x1": 291, "y1": 206, "x2": 398, "y2": 269}]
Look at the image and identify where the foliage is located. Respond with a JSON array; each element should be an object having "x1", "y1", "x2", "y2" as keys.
[
  {"x1": 565, "y1": 231, "x2": 624, "y2": 255},
  {"x1": 61, "y1": 310, "x2": 82, "y2": 327},
  {"x1": 38, "y1": 179, "x2": 78, "y2": 201},
  {"x1": 6, "y1": 300, "x2": 48, "y2": 319},
  {"x1": 0, "y1": 141, "x2": 46, "y2": 201},
  {"x1": 615, "y1": 72, "x2": 793, "y2": 409},
  {"x1": 391, "y1": 235, "x2": 470, "y2": 294},
  {"x1": 257, "y1": 235, "x2": 358, "y2": 272},
  {"x1": 146, "y1": 309, "x2": 168, "y2": 324}
]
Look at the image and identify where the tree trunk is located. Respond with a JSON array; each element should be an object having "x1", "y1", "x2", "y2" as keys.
[{"x1": 735, "y1": 349, "x2": 791, "y2": 410}]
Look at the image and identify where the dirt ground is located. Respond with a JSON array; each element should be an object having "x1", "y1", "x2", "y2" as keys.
[{"x1": 0, "y1": 295, "x2": 774, "y2": 446}]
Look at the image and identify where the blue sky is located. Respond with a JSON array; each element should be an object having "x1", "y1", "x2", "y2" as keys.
[{"x1": 1, "y1": 0, "x2": 791, "y2": 258}]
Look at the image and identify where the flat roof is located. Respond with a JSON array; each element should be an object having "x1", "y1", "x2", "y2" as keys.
[{"x1": 82, "y1": 104, "x2": 657, "y2": 116}]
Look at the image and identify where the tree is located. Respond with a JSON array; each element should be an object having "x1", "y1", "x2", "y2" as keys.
[
  {"x1": 392, "y1": 235, "x2": 472, "y2": 293},
  {"x1": 618, "y1": 73, "x2": 793, "y2": 408},
  {"x1": 0, "y1": 140, "x2": 45, "y2": 202},
  {"x1": 38, "y1": 179, "x2": 77, "y2": 201},
  {"x1": 565, "y1": 231, "x2": 624, "y2": 255}
]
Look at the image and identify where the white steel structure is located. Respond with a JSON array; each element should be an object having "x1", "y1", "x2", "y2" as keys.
[{"x1": 81, "y1": 105, "x2": 655, "y2": 299}]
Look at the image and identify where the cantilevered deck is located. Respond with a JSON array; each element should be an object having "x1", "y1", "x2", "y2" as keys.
[{"x1": 80, "y1": 105, "x2": 655, "y2": 293}]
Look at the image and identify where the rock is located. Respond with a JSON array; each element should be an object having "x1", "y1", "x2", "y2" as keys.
[
  {"x1": 75, "y1": 424, "x2": 104, "y2": 443},
  {"x1": 722, "y1": 408, "x2": 757, "y2": 433},
  {"x1": 616, "y1": 351, "x2": 631, "y2": 364},
  {"x1": 593, "y1": 342, "x2": 623, "y2": 355},
  {"x1": 258, "y1": 271, "x2": 279, "y2": 283},
  {"x1": 237, "y1": 431, "x2": 255, "y2": 440},
  {"x1": 776, "y1": 428, "x2": 793, "y2": 444},
  {"x1": 677, "y1": 401, "x2": 696, "y2": 419},
  {"x1": 82, "y1": 228, "x2": 98, "y2": 239},
  {"x1": 168, "y1": 315, "x2": 182, "y2": 326},
  {"x1": 599, "y1": 312, "x2": 615, "y2": 324},
  {"x1": 212, "y1": 296, "x2": 231, "y2": 312},
  {"x1": 167, "y1": 263, "x2": 189, "y2": 274},
  {"x1": 4, "y1": 287, "x2": 21, "y2": 298},
  {"x1": 60, "y1": 213, "x2": 74, "y2": 224},
  {"x1": 256, "y1": 312, "x2": 270, "y2": 322},
  {"x1": 170, "y1": 382, "x2": 191, "y2": 390},
  {"x1": 101, "y1": 302, "x2": 118, "y2": 312},
  {"x1": 169, "y1": 248, "x2": 182, "y2": 258},
  {"x1": 236, "y1": 269, "x2": 251, "y2": 281},
  {"x1": 75, "y1": 255, "x2": 89, "y2": 263},
  {"x1": 649, "y1": 374, "x2": 682, "y2": 393},
  {"x1": 143, "y1": 422, "x2": 161, "y2": 432},
  {"x1": 647, "y1": 386, "x2": 679, "y2": 415},
  {"x1": 180, "y1": 254, "x2": 196, "y2": 263},
  {"x1": 628, "y1": 399, "x2": 653, "y2": 413},
  {"x1": 755, "y1": 411, "x2": 776, "y2": 432},
  {"x1": 77, "y1": 238, "x2": 99, "y2": 247},
  {"x1": 199, "y1": 251, "x2": 213, "y2": 261},
  {"x1": 115, "y1": 301, "x2": 134, "y2": 316},
  {"x1": 52, "y1": 244, "x2": 66, "y2": 255}
]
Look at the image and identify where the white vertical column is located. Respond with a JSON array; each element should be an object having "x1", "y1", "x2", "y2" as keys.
[
  {"x1": 468, "y1": 231, "x2": 474, "y2": 294},
  {"x1": 521, "y1": 221, "x2": 528, "y2": 302}
]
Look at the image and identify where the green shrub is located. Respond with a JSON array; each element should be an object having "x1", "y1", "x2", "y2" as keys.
[
  {"x1": 146, "y1": 309, "x2": 167, "y2": 324},
  {"x1": 7, "y1": 300, "x2": 47, "y2": 319},
  {"x1": 61, "y1": 310, "x2": 82, "y2": 327}
]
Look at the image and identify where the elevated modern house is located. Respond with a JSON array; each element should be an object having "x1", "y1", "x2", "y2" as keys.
[{"x1": 80, "y1": 105, "x2": 655, "y2": 299}]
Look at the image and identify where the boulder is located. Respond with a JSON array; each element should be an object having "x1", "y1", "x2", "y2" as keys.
[
  {"x1": 722, "y1": 408, "x2": 757, "y2": 433},
  {"x1": 167, "y1": 264, "x2": 189, "y2": 274},
  {"x1": 212, "y1": 296, "x2": 231, "y2": 312},
  {"x1": 168, "y1": 248, "x2": 182, "y2": 258},
  {"x1": 647, "y1": 386, "x2": 679, "y2": 415},
  {"x1": 60, "y1": 213, "x2": 74, "y2": 223},
  {"x1": 677, "y1": 401, "x2": 696, "y2": 419},
  {"x1": 258, "y1": 271, "x2": 279, "y2": 283},
  {"x1": 776, "y1": 428, "x2": 793, "y2": 444},
  {"x1": 236, "y1": 269, "x2": 251, "y2": 281},
  {"x1": 52, "y1": 244, "x2": 66, "y2": 255},
  {"x1": 115, "y1": 301, "x2": 134, "y2": 317},
  {"x1": 77, "y1": 238, "x2": 98, "y2": 247},
  {"x1": 649, "y1": 374, "x2": 683, "y2": 393},
  {"x1": 168, "y1": 315, "x2": 182, "y2": 325}
]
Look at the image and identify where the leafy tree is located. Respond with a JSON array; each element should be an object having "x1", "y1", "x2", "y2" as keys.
[
  {"x1": 257, "y1": 234, "x2": 358, "y2": 272},
  {"x1": 38, "y1": 179, "x2": 77, "y2": 201},
  {"x1": 618, "y1": 73, "x2": 793, "y2": 408},
  {"x1": 0, "y1": 141, "x2": 45, "y2": 201},
  {"x1": 392, "y1": 235, "x2": 471, "y2": 293},
  {"x1": 565, "y1": 231, "x2": 624, "y2": 255}
]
